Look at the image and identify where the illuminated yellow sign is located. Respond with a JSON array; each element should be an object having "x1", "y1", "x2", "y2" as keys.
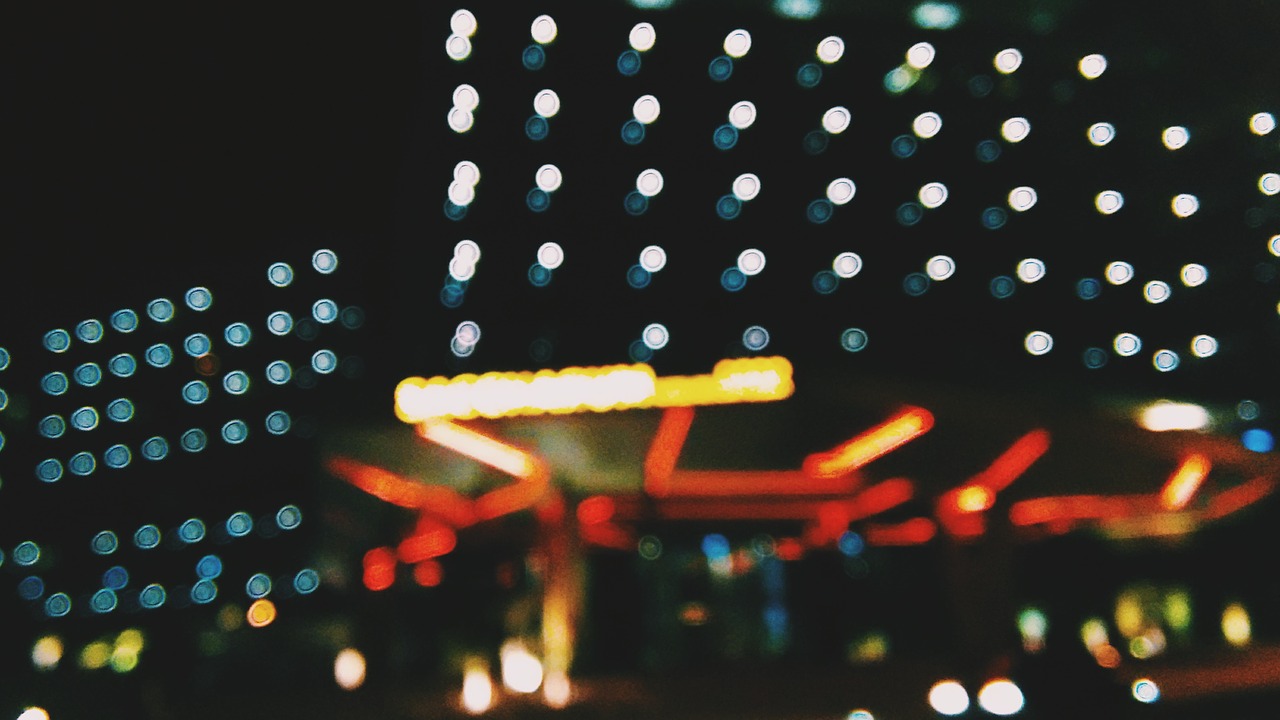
[{"x1": 395, "y1": 356, "x2": 794, "y2": 423}]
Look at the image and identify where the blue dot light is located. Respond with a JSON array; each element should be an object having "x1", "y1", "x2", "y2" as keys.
[
  {"x1": 708, "y1": 55, "x2": 734, "y2": 81},
  {"x1": 180, "y1": 518, "x2": 206, "y2": 543},
  {"x1": 628, "y1": 340, "x2": 654, "y2": 363},
  {"x1": 312, "y1": 249, "x2": 338, "y2": 274},
  {"x1": 104, "y1": 444, "x2": 131, "y2": 468},
  {"x1": 525, "y1": 115, "x2": 549, "y2": 141},
  {"x1": 1083, "y1": 347, "x2": 1109, "y2": 369},
  {"x1": 526, "y1": 188, "x2": 551, "y2": 212},
  {"x1": 91, "y1": 531, "x2": 118, "y2": 555},
  {"x1": 109, "y1": 353, "x2": 137, "y2": 378},
  {"x1": 19, "y1": 576, "x2": 46, "y2": 601},
  {"x1": 141, "y1": 436, "x2": 168, "y2": 461},
  {"x1": 183, "y1": 380, "x2": 209, "y2": 405},
  {"x1": 246, "y1": 573, "x2": 272, "y2": 599},
  {"x1": 721, "y1": 267, "x2": 747, "y2": 292},
  {"x1": 701, "y1": 533, "x2": 731, "y2": 560},
  {"x1": 147, "y1": 298, "x2": 175, "y2": 323},
  {"x1": 38, "y1": 415, "x2": 66, "y2": 439},
  {"x1": 796, "y1": 62, "x2": 822, "y2": 88},
  {"x1": 444, "y1": 199, "x2": 468, "y2": 221},
  {"x1": 891, "y1": 134, "x2": 918, "y2": 158},
  {"x1": 626, "y1": 264, "x2": 652, "y2": 288},
  {"x1": 896, "y1": 202, "x2": 923, "y2": 226},
  {"x1": 266, "y1": 360, "x2": 292, "y2": 385},
  {"x1": 265, "y1": 411, "x2": 291, "y2": 436},
  {"x1": 807, "y1": 199, "x2": 834, "y2": 224},
  {"x1": 267, "y1": 262, "x2": 293, "y2": 287},
  {"x1": 267, "y1": 311, "x2": 293, "y2": 336},
  {"x1": 624, "y1": 191, "x2": 649, "y2": 215},
  {"x1": 813, "y1": 270, "x2": 839, "y2": 295},
  {"x1": 976, "y1": 139, "x2": 1002, "y2": 163},
  {"x1": 982, "y1": 206, "x2": 1008, "y2": 229},
  {"x1": 990, "y1": 276, "x2": 1016, "y2": 299},
  {"x1": 103, "y1": 566, "x2": 129, "y2": 590},
  {"x1": 106, "y1": 398, "x2": 134, "y2": 423},
  {"x1": 838, "y1": 531, "x2": 865, "y2": 557},
  {"x1": 716, "y1": 195, "x2": 743, "y2": 220},
  {"x1": 196, "y1": 555, "x2": 223, "y2": 579},
  {"x1": 440, "y1": 284, "x2": 465, "y2": 307},
  {"x1": 36, "y1": 458, "x2": 63, "y2": 482},
  {"x1": 71, "y1": 406, "x2": 99, "y2": 431},
  {"x1": 44, "y1": 592, "x2": 71, "y2": 617},
  {"x1": 293, "y1": 569, "x2": 320, "y2": 595},
  {"x1": 340, "y1": 306, "x2": 365, "y2": 329},
  {"x1": 14, "y1": 541, "x2": 40, "y2": 566},
  {"x1": 145, "y1": 343, "x2": 173, "y2": 368},
  {"x1": 75, "y1": 319, "x2": 104, "y2": 343},
  {"x1": 185, "y1": 286, "x2": 213, "y2": 311},
  {"x1": 73, "y1": 362, "x2": 102, "y2": 387},
  {"x1": 191, "y1": 579, "x2": 218, "y2": 604},
  {"x1": 904, "y1": 272, "x2": 930, "y2": 296},
  {"x1": 743, "y1": 326, "x2": 770, "y2": 351},
  {"x1": 225, "y1": 322, "x2": 252, "y2": 347},
  {"x1": 110, "y1": 309, "x2": 138, "y2": 333},
  {"x1": 226, "y1": 512, "x2": 253, "y2": 538},
  {"x1": 221, "y1": 419, "x2": 248, "y2": 444},
  {"x1": 802, "y1": 130, "x2": 829, "y2": 155},
  {"x1": 621, "y1": 119, "x2": 646, "y2": 145},
  {"x1": 134, "y1": 524, "x2": 161, "y2": 549},
  {"x1": 841, "y1": 328, "x2": 869, "y2": 352},
  {"x1": 184, "y1": 333, "x2": 212, "y2": 357},
  {"x1": 313, "y1": 300, "x2": 338, "y2": 324},
  {"x1": 1243, "y1": 428, "x2": 1275, "y2": 453},
  {"x1": 69, "y1": 452, "x2": 96, "y2": 476},
  {"x1": 180, "y1": 429, "x2": 208, "y2": 453},
  {"x1": 522, "y1": 44, "x2": 546, "y2": 70},
  {"x1": 223, "y1": 371, "x2": 250, "y2": 395},
  {"x1": 276, "y1": 505, "x2": 302, "y2": 530},
  {"x1": 617, "y1": 49, "x2": 641, "y2": 75},
  {"x1": 91, "y1": 588, "x2": 118, "y2": 613},
  {"x1": 43, "y1": 329, "x2": 71, "y2": 353},
  {"x1": 713, "y1": 124, "x2": 739, "y2": 150},
  {"x1": 41, "y1": 372, "x2": 68, "y2": 396},
  {"x1": 139, "y1": 583, "x2": 166, "y2": 609},
  {"x1": 1077, "y1": 278, "x2": 1102, "y2": 300},
  {"x1": 311, "y1": 349, "x2": 337, "y2": 374}
]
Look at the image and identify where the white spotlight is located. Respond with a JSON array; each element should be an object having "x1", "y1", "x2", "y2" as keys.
[
  {"x1": 454, "y1": 239, "x2": 481, "y2": 263},
  {"x1": 833, "y1": 252, "x2": 863, "y2": 278},
  {"x1": 724, "y1": 29, "x2": 752, "y2": 58},
  {"x1": 737, "y1": 249, "x2": 766, "y2": 276},
  {"x1": 448, "y1": 180, "x2": 476, "y2": 207},
  {"x1": 1024, "y1": 331, "x2": 1053, "y2": 355},
  {"x1": 1113, "y1": 333, "x2": 1142, "y2": 357},
  {"x1": 639, "y1": 245, "x2": 667, "y2": 272},
  {"x1": 1104, "y1": 261, "x2": 1134, "y2": 285},
  {"x1": 1132, "y1": 678, "x2": 1160, "y2": 704},
  {"x1": 633, "y1": 95, "x2": 661, "y2": 124},
  {"x1": 978, "y1": 679, "x2": 1025, "y2": 716},
  {"x1": 1078, "y1": 53, "x2": 1107, "y2": 79},
  {"x1": 1171, "y1": 194, "x2": 1199, "y2": 217},
  {"x1": 826, "y1": 178, "x2": 856, "y2": 205},
  {"x1": 1251, "y1": 112, "x2": 1276, "y2": 136},
  {"x1": 906, "y1": 42, "x2": 936, "y2": 69},
  {"x1": 535, "y1": 164, "x2": 563, "y2": 192},
  {"x1": 1271, "y1": 235, "x2": 1280, "y2": 257},
  {"x1": 1087, "y1": 122, "x2": 1116, "y2": 146},
  {"x1": 453, "y1": 161, "x2": 481, "y2": 187},
  {"x1": 1016, "y1": 258, "x2": 1046, "y2": 283},
  {"x1": 1180, "y1": 263, "x2": 1207, "y2": 287},
  {"x1": 536, "y1": 242, "x2": 564, "y2": 270},
  {"x1": 452, "y1": 84, "x2": 479, "y2": 112},
  {"x1": 1008, "y1": 186, "x2": 1038, "y2": 212},
  {"x1": 728, "y1": 101, "x2": 757, "y2": 130},
  {"x1": 462, "y1": 665, "x2": 495, "y2": 714},
  {"x1": 1259, "y1": 173, "x2": 1280, "y2": 196},
  {"x1": 1143, "y1": 281, "x2": 1171, "y2": 304},
  {"x1": 636, "y1": 168, "x2": 664, "y2": 197},
  {"x1": 533, "y1": 89, "x2": 561, "y2": 118},
  {"x1": 531, "y1": 14, "x2": 558, "y2": 44},
  {"x1": 334, "y1": 648, "x2": 367, "y2": 691},
  {"x1": 919, "y1": 182, "x2": 948, "y2": 208},
  {"x1": 629, "y1": 22, "x2": 657, "y2": 52},
  {"x1": 451, "y1": 10, "x2": 478, "y2": 38},
  {"x1": 1095, "y1": 190, "x2": 1124, "y2": 214},
  {"x1": 449, "y1": 257, "x2": 476, "y2": 282},
  {"x1": 448, "y1": 107, "x2": 475, "y2": 133},
  {"x1": 817, "y1": 36, "x2": 845, "y2": 64},
  {"x1": 928, "y1": 680, "x2": 971, "y2": 716},
  {"x1": 1162, "y1": 126, "x2": 1190, "y2": 150},
  {"x1": 1001, "y1": 117, "x2": 1031, "y2": 143},
  {"x1": 642, "y1": 323, "x2": 670, "y2": 350},
  {"x1": 823, "y1": 106, "x2": 852, "y2": 134},
  {"x1": 446, "y1": 34, "x2": 473, "y2": 61},
  {"x1": 500, "y1": 641, "x2": 544, "y2": 694},
  {"x1": 1191, "y1": 334, "x2": 1218, "y2": 358},
  {"x1": 926, "y1": 255, "x2": 955, "y2": 281},
  {"x1": 455, "y1": 321, "x2": 481, "y2": 346},
  {"x1": 732, "y1": 173, "x2": 761, "y2": 202},
  {"x1": 994, "y1": 48, "x2": 1023, "y2": 74},
  {"x1": 913, "y1": 112, "x2": 942, "y2": 139},
  {"x1": 1153, "y1": 349, "x2": 1180, "y2": 372}
]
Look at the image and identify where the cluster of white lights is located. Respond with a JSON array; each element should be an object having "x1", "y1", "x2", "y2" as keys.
[
  {"x1": 1105, "y1": 261, "x2": 1134, "y2": 285},
  {"x1": 633, "y1": 94, "x2": 660, "y2": 125},
  {"x1": 724, "y1": 29, "x2": 752, "y2": 58},
  {"x1": 994, "y1": 47, "x2": 1023, "y2": 74},
  {"x1": 1191, "y1": 334, "x2": 1218, "y2": 358},
  {"x1": 448, "y1": 83, "x2": 479, "y2": 133},
  {"x1": 535, "y1": 164, "x2": 563, "y2": 193},
  {"x1": 1008, "y1": 186, "x2": 1037, "y2": 212},
  {"x1": 453, "y1": 320, "x2": 481, "y2": 357},
  {"x1": 1180, "y1": 263, "x2": 1208, "y2": 287},
  {"x1": 534, "y1": 89, "x2": 561, "y2": 118},
  {"x1": 639, "y1": 245, "x2": 667, "y2": 272},
  {"x1": 1001, "y1": 117, "x2": 1031, "y2": 143},
  {"x1": 450, "y1": 239, "x2": 481, "y2": 282},
  {"x1": 1078, "y1": 53, "x2": 1107, "y2": 79},
  {"x1": 823, "y1": 106, "x2": 852, "y2": 134},
  {"x1": 1251, "y1": 112, "x2": 1276, "y2": 136},
  {"x1": 826, "y1": 178, "x2": 856, "y2": 205},
  {"x1": 729, "y1": 101, "x2": 757, "y2": 130},
  {"x1": 536, "y1": 242, "x2": 564, "y2": 270},
  {"x1": 1088, "y1": 122, "x2": 1116, "y2": 146},
  {"x1": 1114, "y1": 333, "x2": 1142, "y2": 357},
  {"x1": 1095, "y1": 190, "x2": 1124, "y2": 214},
  {"x1": 913, "y1": 112, "x2": 942, "y2": 139},
  {"x1": 1161, "y1": 126, "x2": 1190, "y2": 150},
  {"x1": 636, "y1": 168, "x2": 664, "y2": 197},
  {"x1": 738, "y1": 248, "x2": 766, "y2": 276},
  {"x1": 732, "y1": 173, "x2": 761, "y2": 202},
  {"x1": 446, "y1": 9, "x2": 477, "y2": 61},
  {"x1": 531, "y1": 14, "x2": 558, "y2": 44},
  {"x1": 1016, "y1": 258, "x2": 1046, "y2": 284},
  {"x1": 918, "y1": 182, "x2": 948, "y2": 209},
  {"x1": 641, "y1": 322, "x2": 670, "y2": 350},
  {"x1": 1259, "y1": 173, "x2": 1280, "y2": 196},
  {"x1": 817, "y1": 36, "x2": 845, "y2": 64},
  {"x1": 1143, "y1": 280, "x2": 1171, "y2": 304},
  {"x1": 925, "y1": 255, "x2": 955, "y2": 281},
  {"x1": 1024, "y1": 331, "x2": 1053, "y2": 355},
  {"x1": 449, "y1": 160, "x2": 481, "y2": 207},
  {"x1": 629, "y1": 22, "x2": 656, "y2": 52},
  {"x1": 906, "y1": 41, "x2": 936, "y2": 69},
  {"x1": 833, "y1": 252, "x2": 862, "y2": 278},
  {"x1": 1171, "y1": 193, "x2": 1200, "y2": 217}
]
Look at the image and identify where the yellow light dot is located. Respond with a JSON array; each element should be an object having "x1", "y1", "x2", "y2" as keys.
[
  {"x1": 111, "y1": 645, "x2": 139, "y2": 673},
  {"x1": 1222, "y1": 602, "x2": 1251, "y2": 647},
  {"x1": 956, "y1": 486, "x2": 994, "y2": 513},
  {"x1": 115, "y1": 628, "x2": 144, "y2": 653},
  {"x1": 32, "y1": 635, "x2": 63, "y2": 671},
  {"x1": 247, "y1": 599, "x2": 278, "y2": 628},
  {"x1": 79, "y1": 641, "x2": 112, "y2": 670},
  {"x1": 217, "y1": 603, "x2": 245, "y2": 632}
]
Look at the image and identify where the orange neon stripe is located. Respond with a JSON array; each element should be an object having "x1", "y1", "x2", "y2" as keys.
[
  {"x1": 662, "y1": 470, "x2": 863, "y2": 497},
  {"x1": 1160, "y1": 454, "x2": 1211, "y2": 511},
  {"x1": 847, "y1": 478, "x2": 915, "y2": 521},
  {"x1": 972, "y1": 429, "x2": 1051, "y2": 493},
  {"x1": 864, "y1": 517, "x2": 937, "y2": 546},
  {"x1": 1202, "y1": 476, "x2": 1277, "y2": 521},
  {"x1": 419, "y1": 420, "x2": 542, "y2": 479},
  {"x1": 1009, "y1": 494, "x2": 1158, "y2": 526},
  {"x1": 804, "y1": 408, "x2": 934, "y2": 479},
  {"x1": 326, "y1": 456, "x2": 476, "y2": 527},
  {"x1": 579, "y1": 522, "x2": 634, "y2": 550},
  {"x1": 644, "y1": 407, "x2": 696, "y2": 497},
  {"x1": 657, "y1": 499, "x2": 839, "y2": 520}
]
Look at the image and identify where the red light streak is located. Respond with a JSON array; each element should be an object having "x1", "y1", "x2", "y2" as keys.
[
  {"x1": 327, "y1": 456, "x2": 476, "y2": 527},
  {"x1": 804, "y1": 408, "x2": 934, "y2": 479},
  {"x1": 971, "y1": 429, "x2": 1051, "y2": 493},
  {"x1": 644, "y1": 407, "x2": 695, "y2": 497},
  {"x1": 363, "y1": 546, "x2": 397, "y2": 591},
  {"x1": 1159, "y1": 454, "x2": 1211, "y2": 511},
  {"x1": 864, "y1": 517, "x2": 937, "y2": 546}
]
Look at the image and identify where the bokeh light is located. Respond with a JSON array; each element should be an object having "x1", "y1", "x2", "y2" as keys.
[
  {"x1": 723, "y1": 29, "x2": 751, "y2": 58},
  {"x1": 1024, "y1": 331, "x2": 1053, "y2": 356},
  {"x1": 335, "y1": 648, "x2": 367, "y2": 690},
  {"x1": 1162, "y1": 125, "x2": 1190, "y2": 150},
  {"x1": 977, "y1": 679, "x2": 1025, "y2": 716},
  {"x1": 913, "y1": 112, "x2": 942, "y2": 138},
  {"x1": 1096, "y1": 190, "x2": 1124, "y2": 214},
  {"x1": 929, "y1": 680, "x2": 970, "y2": 715},
  {"x1": 1078, "y1": 53, "x2": 1107, "y2": 78},
  {"x1": 1001, "y1": 117, "x2": 1030, "y2": 143},
  {"x1": 1088, "y1": 122, "x2": 1116, "y2": 146}
]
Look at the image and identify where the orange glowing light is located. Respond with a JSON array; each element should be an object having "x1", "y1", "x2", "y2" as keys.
[
  {"x1": 327, "y1": 457, "x2": 476, "y2": 527},
  {"x1": 363, "y1": 547, "x2": 397, "y2": 591},
  {"x1": 1094, "y1": 644, "x2": 1122, "y2": 668},
  {"x1": 644, "y1": 407, "x2": 695, "y2": 497},
  {"x1": 419, "y1": 420, "x2": 542, "y2": 479},
  {"x1": 864, "y1": 517, "x2": 937, "y2": 546},
  {"x1": 246, "y1": 599, "x2": 277, "y2": 628},
  {"x1": 971, "y1": 429, "x2": 1051, "y2": 493},
  {"x1": 576, "y1": 496, "x2": 616, "y2": 526},
  {"x1": 956, "y1": 485, "x2": 995, "y2": 513},
  {"x1": 848, "y1": 478, "x2": 916, "y2": 521},
  {"x1": 414, "y1": 560, "x2": 444, "y2": 587},
  {"x1": 804, "y1": 408, "x2": 934, "y2": 479},
  {"x1": 398, "y1": 524, "x2": 457, "y2": 564},
  {"x1": 1202, "y1": 476, "x2": 1276, "y2": 520},
  {"x1": 1160, "y1": 454, "x2": 1210, "y2": 510},
  {"x1": 664, "y1": 470, "x2": 863, "y2": 497},
  {"x1": 1009, "y1": 494, "x2": 1158, "y2": 526}
]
